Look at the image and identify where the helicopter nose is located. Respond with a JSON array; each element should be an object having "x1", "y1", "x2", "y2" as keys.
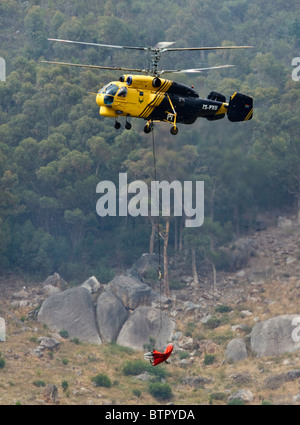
[{"x1": 96, "y1": 93, "x2": 104, "y2": 107}]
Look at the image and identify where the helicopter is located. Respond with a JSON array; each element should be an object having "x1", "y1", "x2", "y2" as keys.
[{"x1": 42, "y1": 39, "x2": 253, "y2": 135}]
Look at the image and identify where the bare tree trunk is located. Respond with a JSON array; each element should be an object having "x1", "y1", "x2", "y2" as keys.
[
  {"x1": 191, "y1": 247, "x2": 199, "y2": 284},
  {"x1": 207, "y1": 258, "x2": 217, "y2": 299},
  {"x1": 178, "y1": 216, "x2": 184, "y2": 252},
  {"x1": 174, "y1": 217, "x2": 178, "y2": 252},
  {"x1": 149, "y1": 218, "x2": 156, "y2": 254}
]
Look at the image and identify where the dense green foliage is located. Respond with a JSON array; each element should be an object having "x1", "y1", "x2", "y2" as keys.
[
  {"x1": 0, "y1": 0, "x2": 299, "y2": 282},
  {"x1": 148, "y1": 381, "x2": 173, "y2": 400},
  {"x1": 122, "y1": 358, "x2": 167, "y2": 379},
  {"x1": 91, "y1": 373, "x2": 112, "y2": 388}
]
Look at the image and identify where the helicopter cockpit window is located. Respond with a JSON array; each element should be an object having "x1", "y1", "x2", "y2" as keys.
[
  {"x1": 103, "y1": 83, "x2": 119, "y2": 105},
  {"x1": 117, "y1": 87, "x2": 127, "y2": 98}
]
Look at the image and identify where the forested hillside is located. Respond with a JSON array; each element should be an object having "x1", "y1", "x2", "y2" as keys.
[{"x1": 0, "y1": 0, "x2": 299, "y2": 283}]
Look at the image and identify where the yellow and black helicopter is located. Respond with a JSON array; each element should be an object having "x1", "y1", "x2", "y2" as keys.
[{"x1": 43, "y1": 39, "x2": 253, "y2": 135}]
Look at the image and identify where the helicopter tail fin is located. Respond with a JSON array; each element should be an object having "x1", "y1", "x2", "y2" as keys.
[{"x1": 227, "y1": 92, "x2": 253, "y2": 122}]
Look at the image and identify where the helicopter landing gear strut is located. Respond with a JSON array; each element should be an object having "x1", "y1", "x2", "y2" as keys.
[
  {"x1": 114, "y1": 118, "x2": 132, "y2": 130},
  {"x1": 170, "y1": 126, "x2": 178, "y2": 135},
  {"x1": 144, "y1": 121, "x2": 154, "y2": 134},
  {"x1": 166, "y1": 94, "x2": 178, "y2": 135},
  {"x1": 114, "y1": 119, "x2": 121, "y2": 130},
  {"x1": 125, "y1": 118, "x2": 132, "y2": 130}
]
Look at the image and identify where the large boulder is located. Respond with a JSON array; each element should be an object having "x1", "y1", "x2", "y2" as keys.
[
  {"x1": 81, "y1": 276, "x2": 101, "y2": 294},
  {"x1": 96, "y1": 289, "x2": 128, "y2": 342},
  {"x1": 42, "y1": 272, "x2": 68, "y2": 290},
  {"x1": 228, "y1": 389, "x2": 253, "y2": 403},
  {"x1": 108, "y1": 274, "x2": 152, "y2": 309},
  {"x1": 225, "y1": 338, "x2": 247, "y2": 362},
  {"x1": 132, "y1": 253, "x2": 161, "y2": 282},
  {"x1": 250, "y1": 315, "x2": 300, "y2": 357},
  {"x1": 37, "y1": 287, "x2": 101, "y2": 345},
  {"x1": 116, "y1": 306, "x2": 175, "y2": 351}
]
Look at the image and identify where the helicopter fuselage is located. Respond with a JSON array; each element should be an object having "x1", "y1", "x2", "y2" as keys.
[
  {"x1": 96, "y1": 74, "x2": 252, "y2": 134},
  {"x1": 96, "y1": 75, "x2": 227, "y2": 125}
]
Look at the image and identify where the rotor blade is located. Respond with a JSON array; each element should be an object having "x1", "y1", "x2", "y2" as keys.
[
  {"x1": 48, "y1": 39, "x2": 253, "y2": 52},
  {"x1": 41, "y1": 60, "x2": 147, "y2": 73},
  {"x1": 163, "y1": 45, "x2": 253, "y2": 52},
  {"x1": 47, "y1": 38, "x2": 147, "y2": 51},
  {"x1": 162, "y1": 64, "x2": 235, "y2": 74},
  {"x1": 154, "y1": 41, "x2": 176, "y2": 49}
]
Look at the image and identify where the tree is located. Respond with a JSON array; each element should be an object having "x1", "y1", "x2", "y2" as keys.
[
  {"x1": 24, "y1": 6, "x2": 47, "y2": 59},
  {"x1": 184, "y1": 218, "x2": 233, "y2": 294}
]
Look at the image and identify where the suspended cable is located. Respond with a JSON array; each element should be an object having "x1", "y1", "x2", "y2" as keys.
[{"x1": 151, "y1": 123, "x2": 163, "y2": 349}]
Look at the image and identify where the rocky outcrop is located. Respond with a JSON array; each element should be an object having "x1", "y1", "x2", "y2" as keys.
[
  {"x1": 81, "y1": 276, "x2": 101, "y2": 294},
  {"x1": 37, "y1": 263, "x2": 175, "y2": 350},
  {"x1": 264, "y1": 370, "x2": 300, "y2": 390},
  {"x1": 96, "y1": 289, "x2": 128, "y2": 342},
  {"x1": 116, "y1": 305, "x2": 175, "y2": 351},
  {"x1": 132, "y1": 253, "x2": 160, "y2": 282},
  {"x1": 108, "y1": 274, "x2": 152, "y2": 309},
  {"x1": 225, "y1": 338, "x2": 248, "y2": 362},
  {"x1": 250, "y1": 315, "x2": 300, "y2": 357},
  {"x1": 228, "y1": 389, "x2": 253, "y2": 403},
  {"x1": 42, "y1": 272, "x2": 69, "y2": 291},
  {"x1": 37, "y1": 286, "x2": 102, "y2": 345}
]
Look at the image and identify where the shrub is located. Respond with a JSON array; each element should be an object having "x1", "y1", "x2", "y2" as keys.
[
  {"x1": 0, "y1": 356, "x2": 5, "y2": 369},
  {"x1": 261, "y1": 400, "x2": 273, "y2": 405},
  {"x1": 147, "y1": 364, "x2": 167, "y2": 380},
  {"x1": 227, "y1": 399, "x2": 245, "y2": 405},
  {"x1": 169, "y1": 279, "x2": 186, "y2": 290},
  {"x1": 122, "y1": 359, "x2": 146, "y2": 376},
  {"x1": 91, "y1": 373, "x2": 111, "y2": 388},
  {"x1": 215, "y1": 305, "x2": 232, "y2": 313},
  {"x1": 203, "y1": 317, "x2": 221, "y2": 329},
  {"x1": 185, "y1": 321, "x2": 196, "y2": 337},
  {"x1": 204, "y1": 354, "x2": 216, "y2": 365},
  {"x1": 209, "y1": 392, "x2": 227, "y2": 404},
  {"x1": 122, "y1": 359, "x2": 167, "y2": 380},
  {"x1": 132, "y1": 388, "x2": 141, "y2": 398},
  {"x1": 148, "y1": 382, "x2": 172, "y2": 400},
  {"x1": 178, "y1": 350, "x2": 189, "y2": 360},
  {"x1": 33, "y1": 380, "x2": 46, "y2": 387},
  {"x1": 59, "y1": 330, "x2": 69, "y2": 339},
  {"x1": 61, "y1": 380, "x2": 69, "y2": 392}
]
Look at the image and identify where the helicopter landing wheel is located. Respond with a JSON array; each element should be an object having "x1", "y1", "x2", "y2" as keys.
[
  {"x1": 114, "y1": 120, "x2": 121, "y2": 130},
  {"x1": 144, "y1": 124, "x2": 152, "y2": 134},
  {"x1": 170, "y1": 126, "x2": 178, "y2": 135},
  {"x1": 125, "y1": 121, "x2": 132, "y2": 130}
]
